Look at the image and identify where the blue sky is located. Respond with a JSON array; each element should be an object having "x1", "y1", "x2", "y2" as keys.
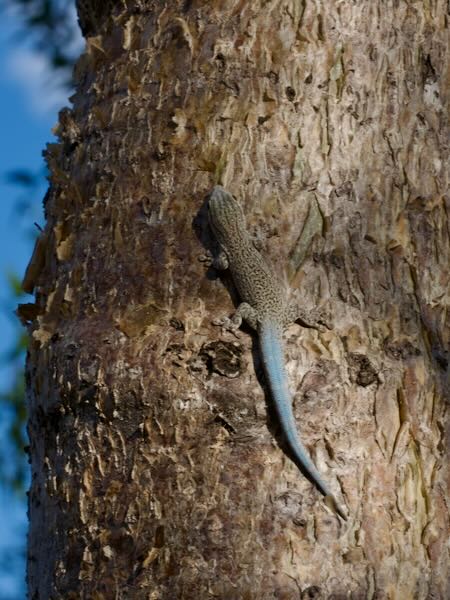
[{"x1": 0, "y1": 6, "x2": 82, "y2": 598}]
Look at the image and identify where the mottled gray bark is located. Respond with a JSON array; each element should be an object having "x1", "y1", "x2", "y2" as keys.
[{"x1": 24, "y1": 1, "x2": 449, "y2": 598}]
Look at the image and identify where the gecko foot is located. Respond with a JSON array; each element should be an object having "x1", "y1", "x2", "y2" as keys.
[
  {"x1": 289, "y1": 306, "x2": 333, "y2": 331},
  {"x1": 212, "y1": 316, "x2": 242, "y2": 338},
  {"x1": 198, "y1": 250, "x2": 213, "y2": 266}
]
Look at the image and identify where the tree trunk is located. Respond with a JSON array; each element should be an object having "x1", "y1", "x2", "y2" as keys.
[{"x1": 24, "y1": 1, "x2": 449, "y2": 598}]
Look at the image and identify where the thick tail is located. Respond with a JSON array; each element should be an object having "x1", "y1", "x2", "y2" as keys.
[{"x1": 259, "y1": 322, "x2": 347, "y2": 520}]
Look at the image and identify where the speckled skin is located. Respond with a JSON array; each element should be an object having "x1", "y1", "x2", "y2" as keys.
[
  {"x1": 208, "y1": 186, "x2": 347, "y2": 520},
  {"x1": 208, "y1": 186, "x2": 293, "y2": 329}
]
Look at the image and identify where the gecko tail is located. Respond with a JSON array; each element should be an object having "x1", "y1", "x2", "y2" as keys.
[
  {"x1": 259, "y1": 321, "x2": 347, "y2": 520},
  {"x1": 324, "y1": 494, "x2": 348, "y2": 521}
]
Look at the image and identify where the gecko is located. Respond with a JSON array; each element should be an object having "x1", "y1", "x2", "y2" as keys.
[{"x1": 207, "y1": 185, "x2": 347, "y2": 520}]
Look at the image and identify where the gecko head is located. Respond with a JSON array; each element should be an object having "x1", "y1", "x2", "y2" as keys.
[{"x1": 208, "y1": 186, "x2": 246, "y2": 243}]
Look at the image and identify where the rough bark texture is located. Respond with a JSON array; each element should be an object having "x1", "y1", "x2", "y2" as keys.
[{"x1": 24, "y1": 1, "x2": 449, "y2": 598}]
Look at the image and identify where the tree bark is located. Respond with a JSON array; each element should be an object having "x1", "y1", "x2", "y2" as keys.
[{"x1": 24, "y1": 1, "x2": 449, "y2": 598}]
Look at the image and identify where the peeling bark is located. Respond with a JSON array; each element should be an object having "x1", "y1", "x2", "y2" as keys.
[{"x1": 25, "y1": 1, "x2": 449, "y2": 598}]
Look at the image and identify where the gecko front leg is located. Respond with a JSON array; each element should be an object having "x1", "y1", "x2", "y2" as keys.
[{"x1": 198, "y1": 248, "x2": 229, "y2": 270}]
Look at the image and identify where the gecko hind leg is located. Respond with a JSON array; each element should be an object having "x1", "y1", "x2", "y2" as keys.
[
  {"x1": 285, "y1": 303, "x2": 332, "y2": 331},
  {"x1": 213, "y1": 302, "x2": 259, "y2": 333}
]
